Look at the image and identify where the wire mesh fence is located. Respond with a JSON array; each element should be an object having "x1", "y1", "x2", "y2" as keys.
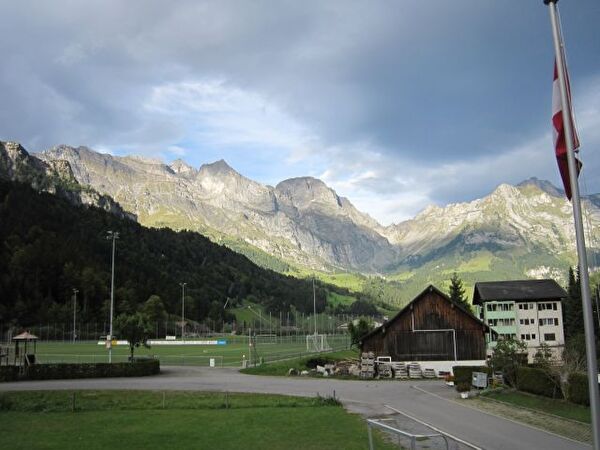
[{"x1": 0, "y1": 314, "x2": 370, "y2": 343}]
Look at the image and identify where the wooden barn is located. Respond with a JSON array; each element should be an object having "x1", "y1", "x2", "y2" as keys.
[{"x1": 360, "y1": 285, "x2": 490, "y2": 361}]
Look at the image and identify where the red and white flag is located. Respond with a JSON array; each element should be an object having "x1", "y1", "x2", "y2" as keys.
[{"x1": 552, "y1": 59, "x2": 581, "y2": 200}]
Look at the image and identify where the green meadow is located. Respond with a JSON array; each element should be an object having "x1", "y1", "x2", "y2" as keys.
[
  {"x1": 0, "y1": 391, "x2": 396, "y2": 450},
  {"x1": 33, "y1": 335, "x2": 351, "y2": 367}
]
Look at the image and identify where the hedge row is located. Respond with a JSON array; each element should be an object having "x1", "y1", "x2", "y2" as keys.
[
  {"x1": 452, "y1": 366, "x2": 489, "y2": 385},
  {"x1": 516, "y1": 366, "x2": 562, "y2": 399},
  {"x1": 567, "y1": 372, "x2": 589, "y2": 406},
  {"x1": 0, "y1": 359, "x2": 160, "y2": 382}
]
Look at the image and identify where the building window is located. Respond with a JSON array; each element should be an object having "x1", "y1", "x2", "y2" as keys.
[
  {"x1": 540, "y1": 318, "x2": 560, "y2": 326},
  {"x1": 497, "y1": 318, "x2": 515, "y2": 326},
  {"x1": 532, "y1": 334, "x2": 536, "y2": 339},
  {"x1": 531, "y1": 319, "x2": 535, "y2": 324},
  {"x1": 530, "y1": 303, "x2": 535, "y2": 310},
  {"x1": 544, "y1": 333, "x2": 556, "y2": 341},
  {"x1": 539, "y1": 302, "x2": 558, "y2": 311},
  {"x1": 487, "y1": 304, "x2": 496, "y2": 312}
]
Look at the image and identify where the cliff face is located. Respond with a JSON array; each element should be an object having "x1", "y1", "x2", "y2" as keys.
[
  {"x1": 38, "y1": 146, "x2": 397, "y2": 271},
  {"x1": 37, "y1": 144, "x2": 600, "y2": 278},
  {"x1": 0, "y1": 141, "x2": 134, "y2": 221}
]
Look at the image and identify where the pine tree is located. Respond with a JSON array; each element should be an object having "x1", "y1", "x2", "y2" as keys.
[
  {"x1": 564, "y1": 266, "x2": 583, "y2": 340},
  {"x1": 448, "y1": 272, "x2": 471, "y2": 311}
]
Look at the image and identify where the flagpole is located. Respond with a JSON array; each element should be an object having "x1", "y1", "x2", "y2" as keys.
[{"x1": 544, "y1": 2, "x2": 600, "y2": 448}]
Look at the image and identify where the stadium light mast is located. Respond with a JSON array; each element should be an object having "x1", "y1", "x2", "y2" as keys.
[
  {"x1": 180, "y1": 282, "x2": 187, "y2": 341},
  {"x1": 106, "y1": 230, "x2": 119, "y2": 363},
  {"x1": 72, "y1": 288, "x2": 79, "y2": 344}
]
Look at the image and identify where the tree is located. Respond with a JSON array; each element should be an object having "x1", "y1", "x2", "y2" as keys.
[
  {"x1": 114, "y1": 312, "x2": 153, "y2": 361},
  {"x1": 347, "y1": 318, "x2": 374, "y2": 347},
  {"x1": 564, "y1": 267, "x2": 583, "y2": 339},
  {"x1": 141, "y1": 295, "x2": 167, "y2": 324},
  {"x1": 349, "y1": 299, "x2": 378, "y2": 316},
  {"x1": 488, "y1": 337, "x2": 527, "y2": 387},
  {"x1": 534, "y1": 338, "x2": 587, "y2": 401},
  {"x1": 448, "y1": 272, "x2": 470, "y2": 311}
]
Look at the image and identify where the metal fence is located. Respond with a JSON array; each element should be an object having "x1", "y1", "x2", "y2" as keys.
[
  {"x1": 0, "y1": 314, "x2": 371, "y2": 343},
  {"x1": 367, "y1": 419, "x2": 449, "y2": 450}
]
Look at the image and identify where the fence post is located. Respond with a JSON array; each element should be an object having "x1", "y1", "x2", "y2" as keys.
[{"x1": 367, "y1": 423, "x2": 374, "y2": 450}]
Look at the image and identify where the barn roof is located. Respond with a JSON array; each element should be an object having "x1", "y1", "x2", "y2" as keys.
[
  {"x1": 361, "y1": 284, "x2": 490, "y2": 342},
  {"x1": 472, "y1": 279, "x2": 567, "y2": 305}
]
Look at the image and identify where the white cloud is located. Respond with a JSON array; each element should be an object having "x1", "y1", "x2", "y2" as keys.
[{"x1": 145, "y1": 80, "x2": 320, "y2": 155}]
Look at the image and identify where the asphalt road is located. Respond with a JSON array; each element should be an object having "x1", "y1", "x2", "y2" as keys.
[{"x1": 0, "y1": 366, "x2": 589, "y2": 450}]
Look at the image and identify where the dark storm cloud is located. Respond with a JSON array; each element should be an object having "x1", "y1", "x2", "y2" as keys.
[{"x1": 1, "y1": 0, "x2": 599, "y2": 222}]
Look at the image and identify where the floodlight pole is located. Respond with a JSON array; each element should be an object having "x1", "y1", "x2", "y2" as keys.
[
  {"x1": 180, "y1": 282, "x2": 187, "y2": 341},
  {"x1": 72, "y1": 288, "x2": 79, "y2": 344},
  {"x1": 107, "y1": 231, "x2": 119, "y2": 363}
]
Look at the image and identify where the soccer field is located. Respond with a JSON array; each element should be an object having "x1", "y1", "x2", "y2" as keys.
[{"x1": 34, "y1": 334, "x2": 351, "y2": 367}]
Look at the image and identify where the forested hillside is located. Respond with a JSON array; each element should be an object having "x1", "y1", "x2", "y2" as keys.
[{"x1": 0, "y1": 180, "x2": 357, "y2": 327}]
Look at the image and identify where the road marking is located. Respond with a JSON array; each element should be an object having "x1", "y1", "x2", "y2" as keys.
[
  {"x1": 384, "y1": 404, "x2": 483, "y2": 450},
  {"x1": 411, "y1": 385, "x2": 591, "y2": 448}
]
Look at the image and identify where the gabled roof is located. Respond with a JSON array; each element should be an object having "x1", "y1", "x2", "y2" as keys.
[
  {"x1": 361, "y1": 284, "x2": 490, "y2": 342},
  {"x1": 12, "y1": 331, "x2": 38, "y2": 340},
  {"x1": 472, "y1": 279, "x2": 567, "y2": 305}
]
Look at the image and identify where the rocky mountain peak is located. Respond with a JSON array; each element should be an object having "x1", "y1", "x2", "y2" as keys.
[
  {"x1": 275, "y1": 176, "x2": 343, "y2": 210},
  {"x1": 1, "y1": 141, "x2": 133, "y2": 220},
  {"x1": 198, "y1": 159, "x2": 238, "y2": 177},
  {"x1": 517, "y1": 177, "x2": 563, "y2": 198},
  {"x1": 1, "y1": 141, "x2": 27, "y2": 156},
  {"x1": 170, "y1": 158, "x2": 197, "y2": 176}
]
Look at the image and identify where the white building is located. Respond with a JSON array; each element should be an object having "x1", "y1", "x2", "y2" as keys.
[{"x1": 473, "y1": 280, "x2": 567, "y2": 362}]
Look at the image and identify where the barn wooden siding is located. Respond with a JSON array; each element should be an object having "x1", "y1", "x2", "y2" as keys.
[{"x1": 361, "y1": 288, "x2": 487, "y2": 361}]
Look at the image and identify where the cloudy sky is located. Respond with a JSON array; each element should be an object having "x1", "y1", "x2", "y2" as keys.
[{"x1": 1, "y1": 1, "x2": 599, "y2": 224}]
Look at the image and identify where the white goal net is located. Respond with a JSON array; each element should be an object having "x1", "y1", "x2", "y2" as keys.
[
  {"x1": 255, "y1": 334, "x2": 278, "y2": 344},
  {"x1": 306, "y1": 334, "x2": 331, "y2": 352}
]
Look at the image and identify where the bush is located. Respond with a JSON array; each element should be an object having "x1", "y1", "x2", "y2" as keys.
[
  {"x1": 567, "y1": 372, "x2": 590, "y2": 406},
  {"x1": 0, "y1": 359, "x2": 160, "y2": 382},
  {"x1": 516, "y1": 366, "x2": 562, "y2": 399},
  {"x1": 0, "y1": 366, "x2": 19, "y2": 382},
  {"x1": 452, "y1": 366, "x2": 489, "y2": 385}
]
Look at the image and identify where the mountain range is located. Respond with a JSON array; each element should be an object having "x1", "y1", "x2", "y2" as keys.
[{"x1": 2, "y1": 141, "x2": 599, "y2": 303}]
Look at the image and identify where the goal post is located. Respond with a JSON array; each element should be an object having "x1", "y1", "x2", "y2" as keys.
[
  {"x1": 306, "y1": 333, "x2": 331, "y2": 352},
  {"x1": 255, "y1": 334, "x2": 278, "y2": 344}
]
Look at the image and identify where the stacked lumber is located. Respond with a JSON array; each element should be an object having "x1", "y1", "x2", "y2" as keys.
[
  {"x1": 360, "y1": 352, "x2": 375, "y2": 379},
  {"x1": 408, "y1": 362, "x2": 422, "y2": 379}
]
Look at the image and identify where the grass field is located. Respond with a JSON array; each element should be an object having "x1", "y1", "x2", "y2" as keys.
[
  {"x1": 32, "y1": 335, "x2": 351, "y2": 367},
  {"x1": 0, "y1": 391, "x2": 397, "y2": 450}
]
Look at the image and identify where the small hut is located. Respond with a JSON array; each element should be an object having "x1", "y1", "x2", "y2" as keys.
[
  {"x1": 12, "y1": 331, "x2": 38, "y2": 366},
  {"x1": 360, "y1": 285, "x2": 490, "y2": 362}
]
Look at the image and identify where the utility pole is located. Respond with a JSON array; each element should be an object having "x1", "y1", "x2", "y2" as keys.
[
  {"x1": 72, "y1": 288, "x2": 79, "y2": 344},
  {"x1": 180, "y1": 282, "x2": 187, "y2": 341},
  {"x1": 313, "y1": 277, "x2": 317, "y2": 335},
  {"x1": 106, "y1": 231, "x2": 119, "y2": 363}
]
